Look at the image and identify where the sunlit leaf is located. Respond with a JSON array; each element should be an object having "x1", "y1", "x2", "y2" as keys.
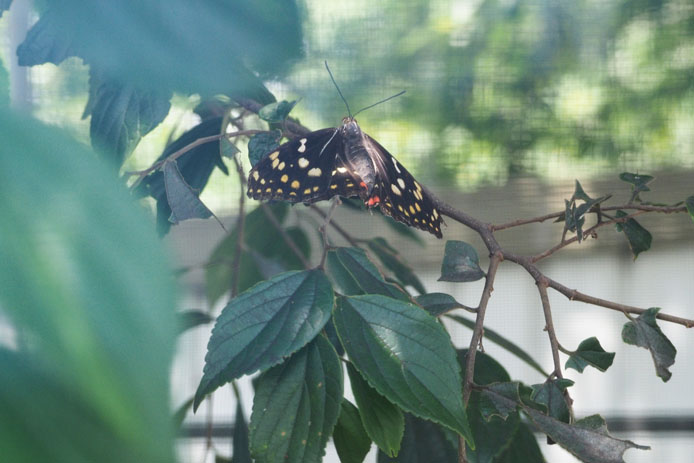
[
  {"x1": 333, "y1": 400, "x2": 372, "y2": 463},
  {"x1": 622, "y1": 307, "x2": 676, "y2": 382},
  {"x1": 249, "y1": 335, "x2": 342, "y2": 463},
  {"x1": 615, "y1": 210, "x2": 652, "y2": 259},
  {"x1": 258, "y1": 100, "x2": 298, "y2": 123},
  {"x1": 439, "y1": 240, "x2": 485, "y2": 282},
  {"x1": 347, "y1": 363, "x2": 404, "y2": 457},
  {"x1": 565, "y1": 337, "x2": 615, "y2": 373},
  {"x1": 334, "y1": 295, "x2": 473, "y2": 445},
  {"x1": 163, "y1": 160, "x2": 214, "y2": 224},
  {"x1": 195, "y1": 270, "x2": 334, "y2": 409}
]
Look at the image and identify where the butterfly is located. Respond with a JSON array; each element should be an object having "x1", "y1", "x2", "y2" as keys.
[{"x1": 246, "y1": 116, "x2": 443, "y2": 238}]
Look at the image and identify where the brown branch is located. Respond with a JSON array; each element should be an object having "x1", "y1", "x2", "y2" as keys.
[
  {"x1": 537, "y1": 279, "x2": 563, "y2": 379},
  {"x1": 460, "y1": 252, "x2": 503, "y2": 463},
  {"x1": 234, "y1": 98, "x2": 311, "y2": 137},
  {"x1": 492, "y1": 211, "x2": 564, "y2": 231},
  {"x1": 310, "y1": 204, "x2": 360, "y2": 247},
  {"x1": 260, "y1": 204, "x2": 311, "y2": 269}
]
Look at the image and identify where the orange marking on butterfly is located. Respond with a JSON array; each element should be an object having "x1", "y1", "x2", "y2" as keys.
[
  {"x1": 366, "y1": 196, "x2": 380, "y2": 206},
  {"x1": 359, "y1": 181, "x2": 367, "y2": 189}
]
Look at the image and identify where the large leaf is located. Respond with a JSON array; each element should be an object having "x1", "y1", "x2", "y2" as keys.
[
  {"x1": 249, "y1": 335, "x2": 343, "y2": 463},
  {"x1": 334, "y1": 295, "x2": 473, "y2": 445},
  {"x1": 195, "y1": 270, "x2": 334, "y2": 408},
  {"x1": 439, "y1": 240, "x2": 485, "y2": 282},
  {"x1": 333, "y1": 400, "x2": 372, "y2": 463},
  {"x1": 367, "y1": 237, "x2": 426, "y2": 294},
  {"x1": 135, "y1": 116, "x2": 227, "y2": 235},
  {"x1": 83, "y1": 68, "x2": 171, "y2": 165},
  {"x1": 377, "y1": 414, "x2": 458, "y2": 463},
  {"x1": 495, "y1": 423, "x2": 546, "y2": 463},
  {"x1": 622, "y1": 307, "x2": 677, "y2": 381},
  {"x1": 530, "y1": 379, "x2": 574, "y2": 424},
  {"x1": 326, "y1": 247, "x2": 409, "y2": 300},
  {"x1": 17, "y1": 1, "x2": 300, "y2": 98},
  {"x1": 615, "y1": 210, "x2": 652, "y2": 259},
  {"x1": 565, "y1": 337, "x2": 615, "y2": 373},
  {"x1": 248, "y1": 130, "x2": 282, "y2": 167},
  {"x1": 0, "y1": 109, "x2": 177, "y2": 462},
  {"x1": 347, "y1": 363, "x2": 404, "y2": 457}
]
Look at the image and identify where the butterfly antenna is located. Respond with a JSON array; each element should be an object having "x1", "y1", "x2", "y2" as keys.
[
  {"x1": 325, "y1": 61, "x2": 352, "y2": 118},
  {"x1": 353, "y1": 90, "x2": 406, "y2": 117}
]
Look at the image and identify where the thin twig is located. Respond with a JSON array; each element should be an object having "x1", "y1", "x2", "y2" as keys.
[
  {"x1": 230, "y1": 154, "x2": 247, "y2": 298},
  {"x1": 310, "y1": 204, "x2": 360, "y2": 247},
  {"x1": 318, "y1": 198, "x2": 342, "y2": 269},
  {"x1": 260, "y1": 204, "x2": 311, "y2": 269},
  {"x1": 460, "y1": 252, "x2": 503, "y2": 463}
]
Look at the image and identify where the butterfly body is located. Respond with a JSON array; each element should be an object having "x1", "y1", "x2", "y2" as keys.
[{"x1": 247, "y1": 117, "x2": 443, "y2": 238}]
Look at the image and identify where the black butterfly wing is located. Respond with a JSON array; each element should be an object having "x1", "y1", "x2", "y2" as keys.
[
  {"x1": 365, "y1": 135, "x2": 443, "y2": 238},
  {"x1": 247, "y1": 129, "x2": 364, "y2": 204}
]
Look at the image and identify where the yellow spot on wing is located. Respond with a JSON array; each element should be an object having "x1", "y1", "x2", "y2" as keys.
[
  {"x1": 252, "y1": 171, "x2": 259, "y2": 181},
  {"x1": 330, "y1": 184, "x2": 338, "y2": 189},
  {"x1": 276, "y1": 188, "x2": 283, "y2": 194},
  {"x1": 278, "y1": 161, "x2": 286, "y2": 170},
  {"x1": 415, "y1": 202, "x2": 421, "y2": 212},
  {"x1": 271, "y1": 158, "x2": 279, "y2": 169},
  {"x1": 433, "y1": 209, "x2": 439, "y2": 219},
  {"x1": 268, "y1": 151, "x2": 279, "y2": 161},
  {"x1": 280, "y1": 174, "x2": 289, "y2": 183},
  {"x1": 291, "y1": 180, "x2": 300, "y2": 189},
  {"x1": 409, "y1": 205, "x2": 415, "y2": 214},
  {"x1": 312, "y1": 186, "x2": 320, "y2": 192},
  {"x1": 260, "y1": 178, "x2": 266, "y2": 185},
  {"x1": 303, "y1": 188, "x2": 311, "y2": 194},
  {"x1": 265, "y1": 187, "x2": 271, "y2": 193},
  {"x1": 289, "y1": 192, "x2": 297, "y2": 196}
]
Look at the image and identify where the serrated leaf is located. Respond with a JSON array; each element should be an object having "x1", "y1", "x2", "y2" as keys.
[
  {"x1": 326, "y1": 247, "x2": 409, "y2": 301},
  {"x1": 333, "y1": 295, "x2": 473, "y2": 445},
  {"x1": 368, "y1": 237, "x2": 426, "y2": 294},
  {"x1": 685, "y1": 196, "x2": 694, "y2": 223},
  {"x1": 84, "y1": 68, "x2": 171, "y2": 165},
  {"x1": 530, "y1": 379, "x2": 574, "y2": 424},
  {"x1": 248, "y1": 130, "x2": 282, "y2": 167},
  {"x1": 177, "y1": 310, "x2": 213, "y2": 334},
  {"x1": 0, "y1": 109, "x2": 177, "y2": 462},
  {"x1": 195, "y1": 270, "x2": 334, "y2": 409},
  {"x1": 204, "y1": 204, "x2": 311, "y2": 305},
  {"x1": 347, "y1": 363, "x2": 404, "y2": 457},
  {"x1": 333, "y1": 400, "x2": 372, "y2": 463},
  {"x1": 565, "y1": 337, "x2": 615, "y2": 373},
  {"x1": 259, "y1": 100, "x2": 298, "y2": 122},
  {"x1": 495, "y1": 423, "x2": 546, "y2": 463},
  {"x1": 622, "y1": 307, "x2": 676, "y2": 381},
  {"x1": 614, "y1": 210, "x2": 652, "y2": 259},
  {"x1": 232, "y1": 401, "x2": 251, "y2": 463},
  {"x1": 135, "y1": 116, "x2": 227, "y2": 235},
  {"x1": 163, "y1": 160, "x2": 214, "y2": 224},
  {"x1": 377, "y1": 414, "x2": 458, "y2": 463},
  {"x1": 415, "y1": 293, "x2": 464, "y2": 317},
  {"x1": 249, "y1": 335, "x2": 343, "y2": 463},
  {"x1": 439, "y1": 240, "x2": 485, "y2": 282},
  {"x1": 460, "y1": 351, "x2": 518, "y2": 463},
  {"x1": 447, "y1": 315, "x2": 548, "y2": 377}
]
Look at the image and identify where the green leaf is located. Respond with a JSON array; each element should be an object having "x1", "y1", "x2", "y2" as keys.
[
  {"x1": 195, "y1": 270, "x2": 334, "y2": 409},
  {"x1": 135, "y1": 116, "x2": 227, "y2": 236},
  {"x1": 447, "y1": 315, "x2": 548, "y2": 377},
  {"x1": 0, "y1": 1, "x2": 11, "y2": 17},
  {"x1": 614, "y1": 210, "x2": 652, "y2": 259},
  {"x1": 477, "y1": 382, "x2": 523, "y2": 421},
  {"x1": 163, "y1": 160, "x2": 215, "y2": 224},
  {"x1": 173, "y1": 397, "x2": 195, "y2": 430},
  {"x1": 232, "y1": 401, "x2": 252, "y2": 463},
  {"x1": 249, "y1": 335, "x2": 343, "y2": 463},
  {"x1": 530, "y1": 379, "x2": 574, "y2": 424},
  {"x1": 259, "y1": 100, "x2": 298, "y2": 123},
  {"x1": 0, "y1": 109, "x2": 177, "y2": 462},
  {"x1": 439, "y1": 240, "x2": 485, "y2": 282},
  {"x1": 248, "y1": 130, "x2": 282, "y2": 167},
  {"x1": 83, "y1": 68, "x2": 171, "y2": 166},
  {"x1": 619, "y1": 172, "x2": 654, "y2": 198},
  {"x1": 333, "y1": 400, "x2": 372, "y2": 463},
  {"x1": 495, "y1": 423, "x2": 546, "y2": 463},
  {"x1": 565, "y1": 337, "x2": 615, "y2": 373},
  {"x1": 221, "y1": 136, "x2": 241, "y2": 159},
  {"x1": 367, "y1": 237, "x2": 426, "y2": 294},
  {"x1": 460, "y1": 351, "x2": 519, "y2": 463},
  {"x1": 347, "y1": 363, "x2": 404, "y2": 457},
  {"x1": 17, "y1": 2, "x2": 299, "y2": 98},
  {"x1": 377, "y1": 414, "x2": 458, "y2": 463},
  {"x1": 571, "y1": 179, "x2": 592, "y2": 202},
  {"x1": 177, "y1": 310, "x2": 213, "y2": 334},
  {"x1": 622, "y1": 307, "x2": 677, "y2": 381},
  {"x1": 415, "y1": 293, "x2": 465, "y2": 317},
  {"x1": 204, "y1": 203, "x2": 311, "y2": 306},
  {"x1": 334, "y1": 295, "x2": 473, "y2": 445},
  {"x1": 685, "y1": 196, "x2": 694, "y2": 223},
  {"x1": 326, "y1": 247, "x2": 409, "y2": 300}
]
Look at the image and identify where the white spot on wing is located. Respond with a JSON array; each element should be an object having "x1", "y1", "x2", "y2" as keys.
[
  {"x1": 392, "y1": 157, "x2": 401, "y2": 173},
  {"x1": 397, "y1": 178, "x2": 405, "y2": 189},
  {"x1": 308, "y1": 167, "x2": 322, "y2": 177},
  {"x1": 298, "y1": 138, "x2": 307, "y2": 153},
  {"x1": 252, "y1": 171, "x2": 259, "y2": 181},
  {"x1": 298, "y1": 157, "x2": 309, "y2": 168},
  {"x1": 391, "y1": 184, "x2": 402, "y2": 196},
  {"x1": 336, "y1": 167, "x2": 348, "y2": 173}
]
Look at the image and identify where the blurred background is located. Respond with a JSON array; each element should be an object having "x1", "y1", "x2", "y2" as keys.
[{"x1": 2, "y1": 0, "x2": 693, "y2": 461}]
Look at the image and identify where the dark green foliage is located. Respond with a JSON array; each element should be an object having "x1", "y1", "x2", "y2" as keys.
[
  {"x1": 326, "y1": 247, "x2": 409, "y2": 300},
  {"x1": 565, "y1": 337, "x2": 615, "y2": 373},
  {"x1": 416, "y1": 292, "x2": 466, "y2": 316},
  {"x1": 686, "y1": 196, "x2": 694, "y2": 223},
  {"x1": 232, "y1": 401, "x2": 252, "y2": 463},
  {"x1": 259, "y1": 100, "x2": 298, "y2": 123},
  {"x1": 248, "y1": 130, "x2": 282, "y2": 167},
  {"x1": 530, "y1": 379, "x2": 574, "y2": 424},
  {"x1": 439, "y1": 240, "x2": 485, "y2": 282},
  {"x1": 367, "y1": 237, "x2": 426, "y2": 294},
  {"x1": 0, "y1": 1, "x2": 11, "y2": 16},
  {"x1": 615, "y1": 210, "x2": 652, "y2": 259},
  {"x1": 249, "y1": 335, "x2": 342, "y2": 463},
  {"x1": 163, "y1": 160, "x2": 214, "y2": 224},
  {"x1": 333, "y1": 400, "x2": 372, "y2": 463},
  {"x1": 622, "y1": 308, "x2": 677, "y2": 381},
  {"x1": 177, "y1": 310, "x2": 213, "y2": 335},
  {"x1": 377, "y1": 414, "x2": 458, "y2": 463},
  {"x1": 195, "y1": 270, "x2": 334, "y2": 408}
]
